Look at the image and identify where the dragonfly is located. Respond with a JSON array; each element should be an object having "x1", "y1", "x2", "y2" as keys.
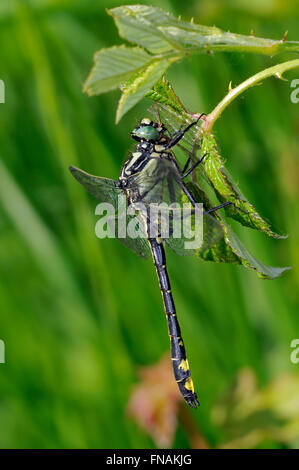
[{"x1": 69, "y1": 114, "x2": 241, "y2": 408}]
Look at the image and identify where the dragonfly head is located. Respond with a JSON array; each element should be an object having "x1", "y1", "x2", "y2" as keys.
[{"x1": 131, "y1": 118, "x2": 166, "y2": 143}]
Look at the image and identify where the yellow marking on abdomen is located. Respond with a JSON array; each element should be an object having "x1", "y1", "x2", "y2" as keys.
[
  {"x1": 184, "y1": 377, "x2": 195, "y2": 393},
  {"x1": 178, "y1": 359, "x2": 189, "y2": 372}
]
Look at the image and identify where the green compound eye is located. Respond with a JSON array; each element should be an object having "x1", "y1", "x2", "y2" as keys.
[{"x1": 132, "y1": 125, "x2": 159, "y2": 141}]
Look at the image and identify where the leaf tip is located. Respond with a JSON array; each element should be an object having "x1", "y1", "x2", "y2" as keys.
[
  {"x1": 69, "y1": 165, "x2": 77, "y2": 174},
  {"x1": 82, "y1": 81, "x2": 89, "y2": 94},
  {"x1": 82, "y1": 78, "x2": 93, "y2": 96},
  {"x1": 258, "y1": 265, "x2": 292, "y2": 280},
  {"x1": 106, "y1": 7, "x2": 114, "y2": 17},
  {"x1": 115, "y1": 111, "x2": 121, "y2": 125},
  {"x1": 115, "y1": 98, "x2": 124, "y2": 124}
]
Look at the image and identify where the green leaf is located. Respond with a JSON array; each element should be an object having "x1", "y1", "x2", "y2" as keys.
[
  {"x1": 109, "y1": 5, "x2": 299, "y2": 56},
  {"x1": 146, "y1": 88, "x2": 290, "y2": 278},
  {"x1": 147, "y1": 79, "x2": 285, "y2": 239},
  {"x1": 223, "y1": 223, "x2": 290, "y2": 280},
  {"x1": 108, "y1": 5, "x2": 179, "y2": 55},
  {"x1": 83, "y1": 45, "x2": 158, "y2": 96},
  {"x1": 159, "y1": 24, "x2": 299, "y2": 55},
  {"x1": 188, "y1": 183, "x2": 290, "y2": 280},
  {"x1": 213, "y1": 370, "x2": 299, "y2": 449},
  {"x1": 200, "y1": 132, "x2": 285, "y2": 239},
  {"x1": 146, "y1": 77, "x2": 188, "y2": 117},
  {"x1": 116, "y1": 58, "x2": 171, "y2": 123},
  {"x1": 85, "y1": 6, "x2": 299, "y2": 120}
]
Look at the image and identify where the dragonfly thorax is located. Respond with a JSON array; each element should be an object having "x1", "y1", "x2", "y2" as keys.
[
  {"x1": 119, "y1": 150, "x2": 151, "y2": 183},
  {"x1": 119, "y1": 122, "x2": 171, "y2": 183},
  {"x1": 119, "y1": 142, "x2": 172, "y2": 184}
]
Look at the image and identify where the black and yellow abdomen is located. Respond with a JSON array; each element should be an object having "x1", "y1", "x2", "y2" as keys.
[{"x1": 149, "y1": 237, "x2": 199, "y2": 408}]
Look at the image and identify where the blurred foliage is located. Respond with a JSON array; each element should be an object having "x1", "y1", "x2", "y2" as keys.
[
  {"x1": 0, "y1": 0, "x2": 298, "y2": 449},
  {"x1": 127, "y1": 354, "x2": 210, "y2": 448},
  {"x1": 127, "y1": 354, "x2": 182, "y2": 448},
  {"x1": 212, "y1": 368, "x2": 299, "y2": 448}
]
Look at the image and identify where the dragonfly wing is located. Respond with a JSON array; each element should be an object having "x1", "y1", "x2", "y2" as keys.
[
  {"x1": 70, "y1": 166, "x2": 121, "y2": 206},
  {"x1": 118, "y1": 235, "x2": 151, "y2": 260},
  {"x1": 108, "y1": 212, "x2": 151, "y2": 260},
  {"x1": 126, "y1": 158, "x2": 183, "y2": 239},
  {"x1": 127, "y1": 157, "x2": 181, "y2": 205},
  {"x1": 164, "y1": 207, "x2": 224, "y2": 256},
  {"x1": 70, "y1": 166, "x2": 151, "y2": 260},
  {"x1": 127, "y1": 159, "x2": 224, "y2": 254}
]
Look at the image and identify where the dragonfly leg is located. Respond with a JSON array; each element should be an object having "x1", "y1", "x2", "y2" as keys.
[
  {"x1": 138, "y1": 176, "x2": 164, "y2": 202},
  {"x1": 182, "y1": 153, "x2": 207, "y2": 179},
  {"x1": 167, "y1": 176, "x2": 176, "y2": 204},
  {"x1": 181, "y1": 182, "x2": 197, "y2": 207},
  {"x1": 204, "y1": 201, "x2": 249, "y2": 215},
  {"x1": 181, "y1": 183, "x2": 248, "y2": 216},
  {"x1": 182, "y1": 156, "x2": 191, "y2": 174},
  {"x1": 165, "y1": 113, "x2": 206, "y2": 150}
]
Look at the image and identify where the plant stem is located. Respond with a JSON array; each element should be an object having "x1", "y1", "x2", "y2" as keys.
[{"x1": 202, "y1": 58, "x2": 299, "y2": 132}]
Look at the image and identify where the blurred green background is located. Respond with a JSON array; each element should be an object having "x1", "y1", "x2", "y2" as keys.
[{"x1": 0, "y1": 0, "x2": 299, "y2": 449}]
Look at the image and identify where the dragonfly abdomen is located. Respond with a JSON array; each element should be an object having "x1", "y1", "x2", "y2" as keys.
[{"x1": 149, "y1": 237, "x2": 199, "y2": 408}]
